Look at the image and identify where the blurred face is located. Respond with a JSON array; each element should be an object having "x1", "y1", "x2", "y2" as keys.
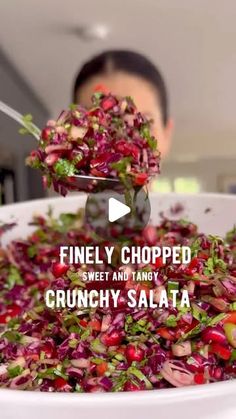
[{"x1": 75, "y1": 71, "x2": 173, "y2": 158}]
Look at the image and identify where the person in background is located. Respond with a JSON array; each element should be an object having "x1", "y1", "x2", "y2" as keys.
[{"x1": 72, "y1": 50, "x2": 173, "y2": 158}]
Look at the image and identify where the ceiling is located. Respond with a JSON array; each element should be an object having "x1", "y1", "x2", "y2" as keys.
[{"x1": 0, "y1": 0, "x2": 236, "y2": 161}]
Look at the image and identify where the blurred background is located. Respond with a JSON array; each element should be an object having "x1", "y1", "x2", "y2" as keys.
[{"x1": 0, "y1": 0, "x2": 236, "y2": 203}]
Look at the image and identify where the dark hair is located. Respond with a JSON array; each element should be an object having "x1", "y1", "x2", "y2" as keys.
[{"x1": 73, "y1": 49, "x2": 169, "y2": 125}]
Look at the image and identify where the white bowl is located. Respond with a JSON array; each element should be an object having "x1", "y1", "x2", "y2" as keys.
[{"x1": 0, "y1": 192, "x2": 236, "y2": 419}]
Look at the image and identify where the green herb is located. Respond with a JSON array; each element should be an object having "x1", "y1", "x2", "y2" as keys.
[
  {"x1": 125, "y1": 316, "x2": 150, "y2": 335},
  {"x1": 2, "y1": 331, "x2": 22, "y2": 343},
  {"x1": 165, "y1": 314, "x2": 178, "y2": 327},
  {"x1": 140, "y1": 124, "x2": 157, "y2": 151},
  {"x1": 6, "y1": 266, "x2": 23, "y2": 290},
  {"x1": 177, "y1": 323, "x2": 202, "y2": 343},
  {"x1": 226, "y1": 225, "x2": 236, "y2": 244},
  {"x1": 203, "y1": 256, "x2": 227, "y2": 275},
  {"x1": 178, "y1": 219, "x2": 191, "y2": 227},
  {"x1": 53, "y1": 369, "x2": 67, "y2": 380},
  {"x1": 72, "y1": 153, "x2": 83, "y2": 166},
  {"x1": 90, "y1": 357, "x2": 106, "y2": 365},
  {"x1": 230, "y1": 349, "x2": 236, "y2": 362},
  {"x1": 68, "y1": 325, "x2": 81, "y2": 334},
  {"x1": 75, "y1": 383, "x2": 83, "y2": 392},
  {"x1": 114, "y1": 353, "x2": 125, "y2": 362},
  {"x1": 90, "y1": 339, "x2": 106, "y2": 354},
  {"x1": 93, "y1": 92, "x2": 103, "y2": 104},
  {"x1": 128, "y1": 366, "x2": 152, "y2": 390},
  {"x1": 7, "y1": 317, "x2": 20, "y2": 328},
  {"x1": 125, "y1": 96, "x2": 135, "y2": 106},
  {"x1": 7, "y1": 365, "x2": 23, "y2": 378},
  {"x1": 81, "y1": 328, "x2": 91, "y2": 340},
  {"x1": 47, "y1": 211, "x2": 82, "y2": 234},
  {"x1": 191, "y1": 238, "x2": 201, "y2": 256},
  {"x1": 86, "y1": 138, "x2": 96, "y2": 147},
  {"x1": 69, "y1": 103, "x2": 78, "y2": 111},
  {"x1": 37, "y1": 368, "x2": 54, "y2": 380},
  {"x1": 186, "y1": 356, "x2": 197, "y2": 366},
  {"x1": 27, "y1": 245, "x2": 37, "y2": 258},
  {"x1": 167, "y1": 281, "x2": 179, "y2": 298},
  {"x1": 112, "y1": 117, "x2": 123, "y2": 128},
  {"x1": 111, "y1": 157, "x2": 132, "y2": 173},
  {"x1": 54, "y1": 159, "x2": 76, "y2": 177},
  {"x1": 112, "y1": 374, "x2": 127, "y2": 392},
  {"x1": 207, "y1": 313, "x2": 227, "y2": 326},
  {"x1": 19, "y1": 114, "x2": 41, "y2": 138},
  {"x1": 59, "y1": 213, "x2": 77, "y2": 228},
  {"x1": 67, "y1": 270, "x2": 85, "y2": 288},
  {"x1": 34, "y1": 229, "x2": 48, "y2": 242},
  {"x1": 192, "y1": 304, "x2": 208, "y2": 323},
  {"x1": 68, "y1": 338, "x2": 78, "y2": 349}
]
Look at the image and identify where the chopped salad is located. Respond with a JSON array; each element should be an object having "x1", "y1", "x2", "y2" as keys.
[
  {"x1": 26, "y1": 93, "x2": 160, "y2": 195},
  {"x1": 0, "y1": 212, "x2": 235, "y2": 392}
]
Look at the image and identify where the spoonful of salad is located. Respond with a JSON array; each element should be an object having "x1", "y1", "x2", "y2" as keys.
[{"x1": 1, "y1": 92, "x2": 160, "y2": 195}]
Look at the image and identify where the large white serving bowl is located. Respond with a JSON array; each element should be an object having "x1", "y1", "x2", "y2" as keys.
[{"x1": 0, "y1": 192, "x2": 236, "y2": 419}]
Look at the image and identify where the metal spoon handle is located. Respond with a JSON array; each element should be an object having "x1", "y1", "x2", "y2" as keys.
[{"x1": 0, "y1": 100, "x2": 40, "y2": 140}]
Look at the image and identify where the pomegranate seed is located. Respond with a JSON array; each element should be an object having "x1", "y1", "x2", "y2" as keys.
[
  {"x1": 0, "y1": 313, "x2": 9, "y2": 324},
  {"x1": 41, "y1": 342, "x2": 56, "y2": 358},
  {"x1": 101, "y1": 96, "x2": 117, "y2": 111},
  {"x1": 125, "y1": 344, "x2": 145, "y2": 363},
  {"x1": 7, "y1": 304, "x2": 21, "y2": 317},
  {"x1": 142, "y1": 225, "x2": 157, "y2": 245},
  {"x1": 153, "y1": 257, "x2": 164, "y2": 269},
  {"x1": 194, "y1": 373, "x2": 205, "y2": 385},
  {"x1": 134, "y1": 173, "x2": 148, "y2": 186},
  {"x1": 41, "y1": 127, "x2": 52, "y2": 142},
  {"x1": 102, "y1": 331, "x2": 123, "y2": 346},
  {"x1": 201, "y1": 326, "x2": 226, "y2": 344},
  {"x1": 115, "y1": 140, "x2": 139, "y2": 160},
  {"x1": 124, "y1": 381, "x2": 143, "y2": 391},
  {"x1": 38, "y1": 279, "x2": 50, "y2": 290},
  {"x1": 210, "y1": 367, "x2": 223, "y2": 380},
  {"x1": 185, "y1": 257, "x2": 203, "y2": 275},
  {"x1": 187, "y1": 353, "x2": 205, "y2": 373},
  {"x1": 54, "y1": 377, "x2": 68, "y2": 390},
  {"x1": 0, "y1": 304, "x2": 21, "y2": 324},
  {"x1": 51, "y1": 262, "x2": 69, "y2": 278},
  {"x1": 79, "y1": 319, "x2": 88, "y2": 328},
  {"x1": 209, "y1": 343, "x2": 232, "y2": 360},
  {"x1": 24, "y1": 272, "x2": 36, "y2": 285},
  {"x1": 30, "y1": 233, "x2": 40, "y2": 243},
  {"x1": 225, "y1": 364, "x2": 236, "y2": 374},
  {"x1": 116, "y1": 294, "x2": 127, "y2": 309}
]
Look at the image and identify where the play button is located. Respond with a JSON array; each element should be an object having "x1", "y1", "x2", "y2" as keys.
[
  {"x1": 85, "y1": 188, "x2": 151, "y2": 240},
  {"x1": 108, "y1": 198, "x2": 131, "y2": 222}
]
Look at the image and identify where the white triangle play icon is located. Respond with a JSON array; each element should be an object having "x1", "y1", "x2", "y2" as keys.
[{"x1": 108, "y1": 197, "x2": 131, "y2": 222}]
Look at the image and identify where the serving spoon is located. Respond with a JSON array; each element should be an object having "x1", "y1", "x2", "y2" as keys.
[{"x1": 0, "y1": 100, "x2": 120, "y2": 191}]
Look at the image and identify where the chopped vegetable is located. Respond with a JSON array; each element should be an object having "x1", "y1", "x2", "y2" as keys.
[
  {"x1": 0, "y1": 209, "x2": 235, "y2": 392},
  {"x1": 26, "y1": 93, "x2": 160, "y2": 195}
]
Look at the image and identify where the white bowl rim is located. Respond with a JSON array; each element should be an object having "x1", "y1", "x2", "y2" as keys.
[{"x1": 0, "y1": 377, "x2": 235, "y2": 404}]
